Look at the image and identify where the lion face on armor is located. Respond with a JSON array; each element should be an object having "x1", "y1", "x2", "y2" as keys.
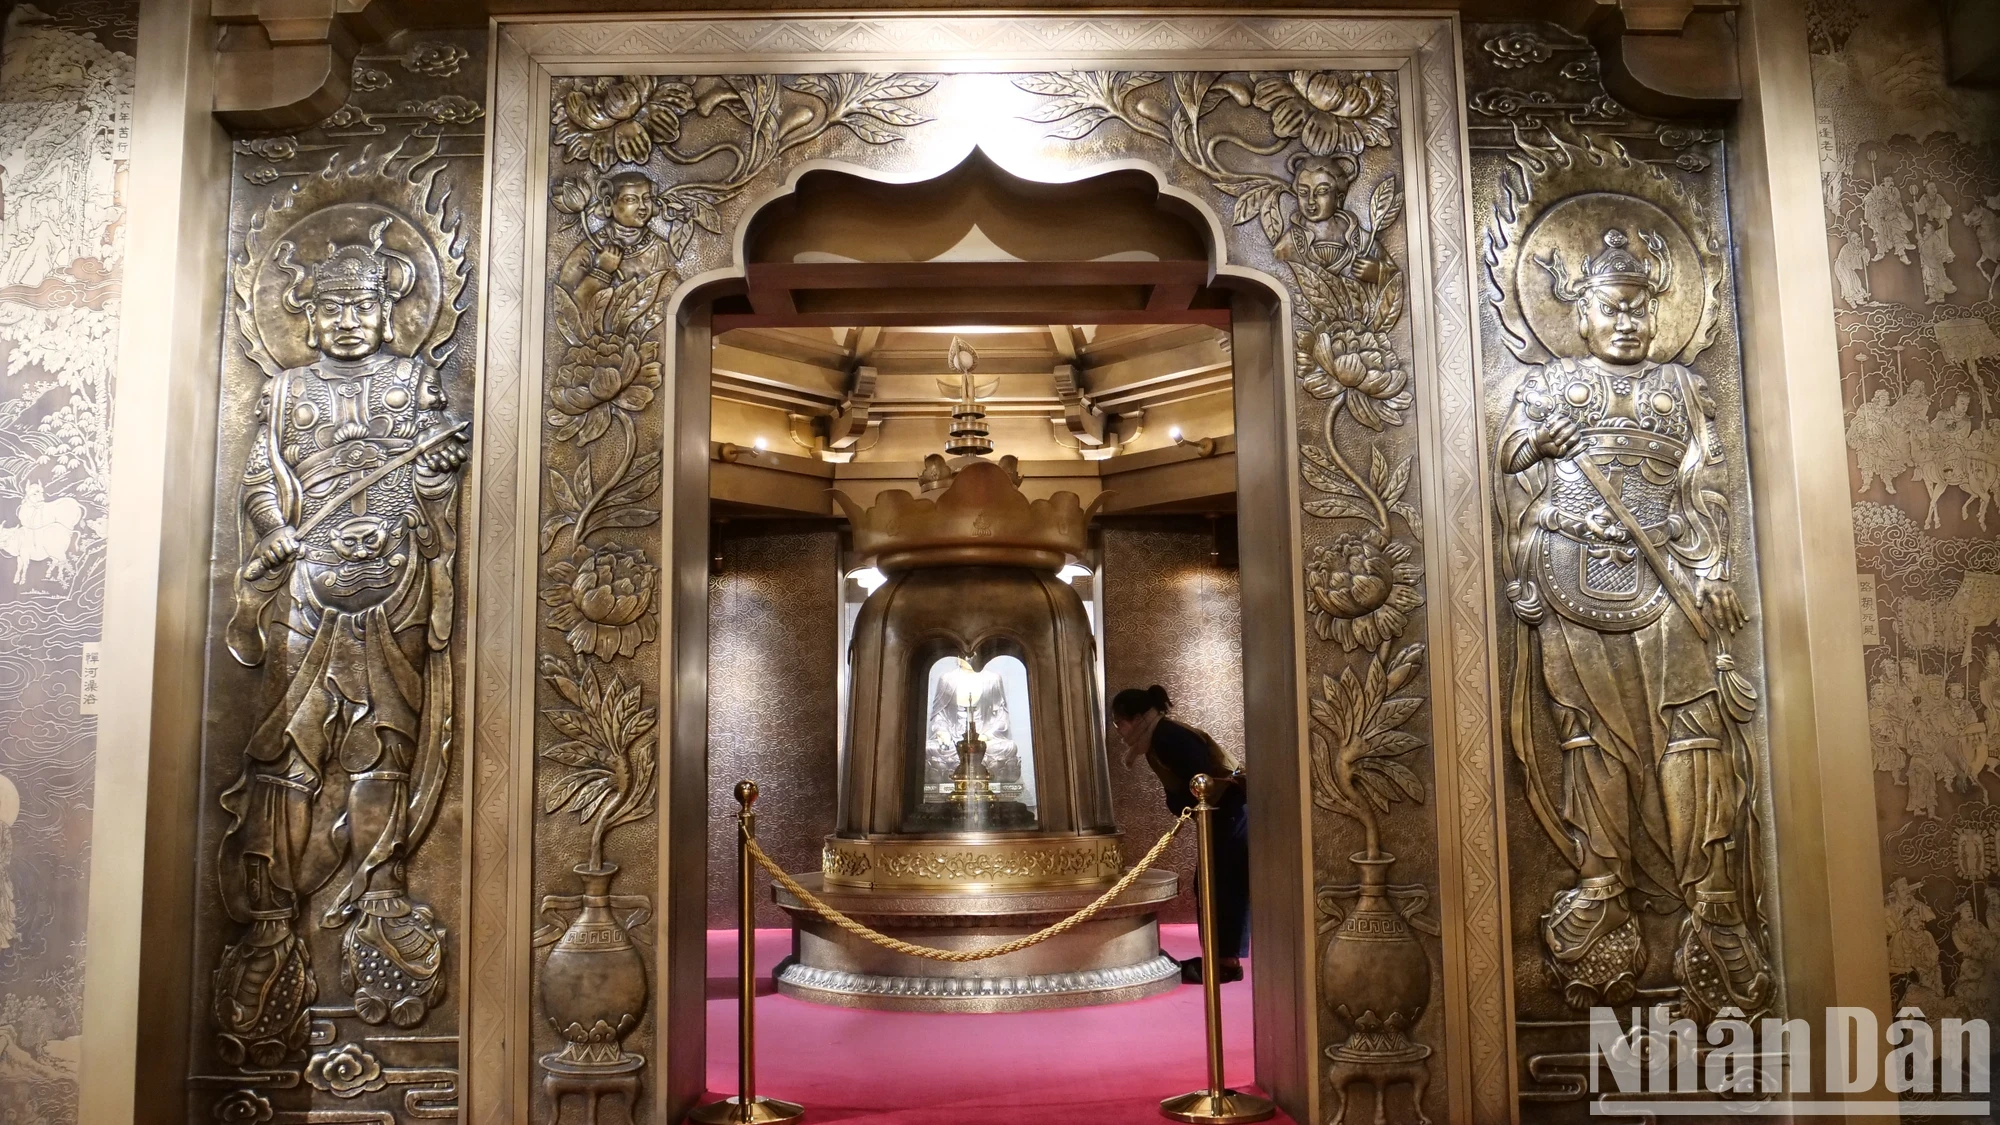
[{"x1": 331, "y1": 515, "x2": 394, "y2": 563}]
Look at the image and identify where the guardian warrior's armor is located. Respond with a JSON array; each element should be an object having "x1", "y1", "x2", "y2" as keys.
[
  {"x1": 214, "y1": 219, "x2": 466, "y2": 1064},
  {"x1": 1497, "y1": 229, "x2": 1773, "y2": 1021}
]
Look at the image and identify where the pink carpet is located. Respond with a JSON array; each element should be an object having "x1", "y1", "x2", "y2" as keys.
[{"x1": 703, "y1": 924, "x2": 1292, "y2": 1125}]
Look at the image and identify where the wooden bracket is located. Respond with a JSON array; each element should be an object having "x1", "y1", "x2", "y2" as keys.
[
  {"x1": 212, "y1": 0, "x2": 406, "y2": 131},
  {"x1": 1555, "y1": 0, "x2": 1743, "y2": 119}
]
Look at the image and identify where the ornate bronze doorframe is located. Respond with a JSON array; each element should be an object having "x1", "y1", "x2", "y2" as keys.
[{"x1": 475, "y1": 15, "x2": 1496, "y2": 1125}]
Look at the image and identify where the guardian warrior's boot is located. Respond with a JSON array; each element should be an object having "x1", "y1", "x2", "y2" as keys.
[
  {"x1": 1544, "y1": 873, "x2": 1645, "y2": 1009},
  {"x1": 1676, "y1": 890, "x2": 1773, "y2": 1022}
]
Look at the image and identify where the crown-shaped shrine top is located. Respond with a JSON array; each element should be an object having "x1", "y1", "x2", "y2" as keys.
[{"x1": 832, "y1": 461, "x2": 1102, "y2": 574}]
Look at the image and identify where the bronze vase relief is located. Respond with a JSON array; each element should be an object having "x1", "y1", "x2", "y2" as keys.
[
  {"x1": 538, "y1": 863, "x2": 651, "y2": 1073},
  {"x1": 1319, "y1": 855, "x2": 1434, "y2": 1125},
  {"x1": 532, "y1": 652, "x2": 660, "y2": 1104}
]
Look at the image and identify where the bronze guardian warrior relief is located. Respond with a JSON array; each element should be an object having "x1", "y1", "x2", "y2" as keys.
[
  {"x1": 1496, "y1": 226, "x2": 1771, "y2": 1021},
  {"x1": 214, "y1": 210, "x2": 468, "y2": 1063}
]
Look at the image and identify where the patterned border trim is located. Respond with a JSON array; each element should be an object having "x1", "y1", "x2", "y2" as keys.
[
  {"x1": 823, "y1": 837, "x2": 1126, "y2": 888},
  {"x1": 478, "y1": 14, "x2": 1504, "y2": 1121},
  {"x1": 467, "y1": 28, "x2": 537, "y2": 1124},
  {"x1": 1406, "y1": 22, "x2": 1513, "y2": 1125},
  {"x1": 774, "y1": 953, "x2": 1181, "y2": 1001},
  {"x1": 508, "y1": 14, "x2": 1473, "y2": 69}
]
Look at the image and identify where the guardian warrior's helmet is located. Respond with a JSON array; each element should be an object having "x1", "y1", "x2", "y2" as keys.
[
  {"x1": 276, "y1": 217, "x2": 418, "y2": 311},
  {"x1": 1537, "y1": 228, "x2": 1675, "y2": 305}
]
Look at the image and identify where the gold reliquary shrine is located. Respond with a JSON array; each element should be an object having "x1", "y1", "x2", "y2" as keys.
[{"x1": 773, "y1": 461, "x2": 1177, "y2": 1010}]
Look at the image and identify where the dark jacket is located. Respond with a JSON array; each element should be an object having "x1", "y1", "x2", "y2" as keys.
[{"x1": 1143, "y1": 717, "x2": 1245, "y2": 819}]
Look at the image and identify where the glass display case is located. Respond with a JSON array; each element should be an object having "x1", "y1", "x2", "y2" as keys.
[{"x1": 907, "y1": 653, "x2": 1039, "y2": 831}]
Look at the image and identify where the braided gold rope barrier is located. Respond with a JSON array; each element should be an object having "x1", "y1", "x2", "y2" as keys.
[{"x1": 746, "y1": 807, "x2": 1193, "y2": 963}]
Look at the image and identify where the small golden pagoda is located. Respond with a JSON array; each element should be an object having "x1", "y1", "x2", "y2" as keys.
[{"x1": 772, "y1": 461, "x2": 1179, "y2": 1011}]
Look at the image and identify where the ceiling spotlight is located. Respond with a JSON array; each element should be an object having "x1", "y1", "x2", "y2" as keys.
[{"x1": 753, "y1": 436, "x2": 768, "y2": 452}]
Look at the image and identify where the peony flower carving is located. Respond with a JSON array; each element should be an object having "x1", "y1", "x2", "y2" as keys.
[
  {"x1": 1299, "y1": 326, "x2": 1411, "y2": 430},
  {"x1": 1252, "y1": 71, "x2": 1396, "y2": 156},
  {"x1": 549, "y1": 336, "x2": 661, "y2": 445},
  {"x1": 543, "y1": 546, "x2": 659, "y2": 661},
  {"x1": 555, "y1": 76, "x2": 695, "y2": 170},
  {"x1": 212, "y1": 1090, "x2": 274, "y2": 1124},
  {"x1": 1305, "y1": 530, "x2": 1423, "y2": 651},
  {"x1": 304, "y1": 1043, "x2": 387, "y2": 1099}
]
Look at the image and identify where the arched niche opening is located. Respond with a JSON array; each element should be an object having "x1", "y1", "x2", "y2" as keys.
[{"x1": 665, "y1": 149, "x2": 1304, "y2": 1115}]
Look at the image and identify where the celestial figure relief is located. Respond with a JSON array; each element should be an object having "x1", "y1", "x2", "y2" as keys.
[
  {"x1": 1275, "y1": 151, "x2": 1362, "y2": 269},
  {"x1": 213, "y1": 218, "x2": 466, "y2": 1064},
  {"x1": 555, "y1": 168, "x2": 673, "y2": 310},
  {"x1": 1499, "y1": 228, "x2": 1772, "y2": 1021}
]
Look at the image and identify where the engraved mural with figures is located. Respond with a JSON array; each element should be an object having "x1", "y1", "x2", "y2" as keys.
[
  {"x1": 1810, "y1": 0, "x2": 2000, "y2": 1029},
  {"x1": 191, "y1": 28, "x2": 484, "y2": 1123},
  {"x1": 0, "y1": 5, "x2": 134, "y2": 1124}
]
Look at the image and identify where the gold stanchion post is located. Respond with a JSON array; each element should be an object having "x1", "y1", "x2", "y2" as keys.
[
  {"x1": 691, "y1": 781, "x2": 804, "y2": 1125},
  {"x1": 1161, "y1": 774, "x2": 1275, "y2": 1124}
]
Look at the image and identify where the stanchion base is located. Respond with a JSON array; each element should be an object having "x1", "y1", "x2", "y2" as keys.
[
  {"x1": 688, "y1": 1095, "x2": 806, "y2": 1125},
  {"x1": 1160, "y1": 1088, "x2": 1277, "y2": 1124}
]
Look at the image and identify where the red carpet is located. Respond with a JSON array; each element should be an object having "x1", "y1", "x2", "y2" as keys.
[{"x1": 704, "y1": 924, "x2": 1292, "y2": 1125}]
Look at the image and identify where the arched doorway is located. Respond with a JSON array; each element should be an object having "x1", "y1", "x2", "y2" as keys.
[
  {"x1": 472, "y1": 30, "x2": 1496, "y2": 1125},
  {"x1": 669, "y1": 151, "x2": 1300, "y2": 1119}
]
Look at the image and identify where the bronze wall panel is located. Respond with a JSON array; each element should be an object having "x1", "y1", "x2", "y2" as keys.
[
  {"x1": 188, "y1": 29, "x2": 485, "y2": 1123},
  {"x1": 705, "y1": 524, "x2": 840, "y2": 928},
  {"x1": 0, "y1": 5, "x2": 137, "y2": 1124},
  {"x1": 1466, "y1": 20, "x2": 1780, "y2": 1120},
  {"x1": 1808, "y1": 0, "x2": 2000, "y2": 1023},
  {"x1": 1100, "y1": 524, "x2": 1245, "y2": 925}
]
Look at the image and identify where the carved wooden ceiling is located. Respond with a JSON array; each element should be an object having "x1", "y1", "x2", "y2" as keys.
[
  {"x1": 709, "y1": 322, "x2": 1237, "y2": 518},
  {"x1": 714, "y1": 323, "x2": 1228, "y2": 426}
]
